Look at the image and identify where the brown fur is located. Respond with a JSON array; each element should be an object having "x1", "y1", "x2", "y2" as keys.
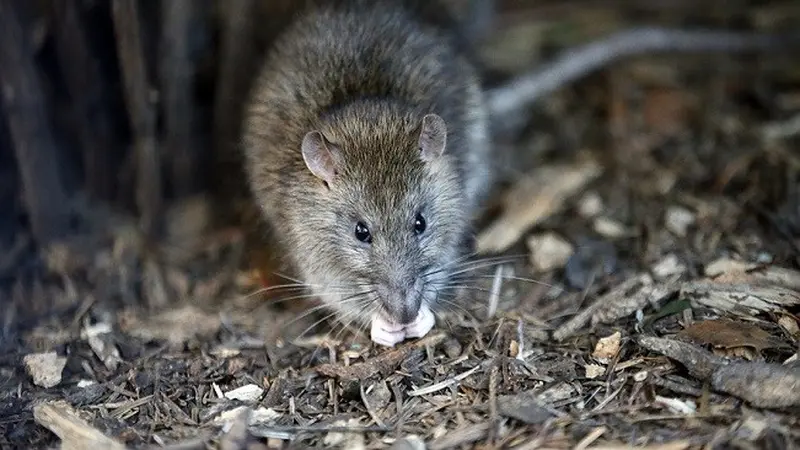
[{"x1": 241, "y1": 0, "x2": 490, "y2": 328}]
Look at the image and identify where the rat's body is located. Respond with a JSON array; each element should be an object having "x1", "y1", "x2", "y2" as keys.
[
  {"x1": 241, "y1": 0, "x2": 797, "y2": 346},
  {"x1": 243, "y1": 0, "x2": 489, "y2": 345}
]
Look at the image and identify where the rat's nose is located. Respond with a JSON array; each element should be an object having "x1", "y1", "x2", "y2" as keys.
[{"x1": 378, "y1": 282, "x2": 422, "y2": 325}]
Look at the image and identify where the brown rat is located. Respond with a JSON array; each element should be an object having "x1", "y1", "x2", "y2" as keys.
[
  {"x1": 240, "y1": 0, "x2": 798, "y2": 346},
  {"x1": 242, "y1": 0, "x2": 490, "y2": 346}
]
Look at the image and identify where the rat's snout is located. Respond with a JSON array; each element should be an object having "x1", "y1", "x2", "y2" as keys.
[{"x1": 377, "y1": 278, "x2": 423, "y2": 325}]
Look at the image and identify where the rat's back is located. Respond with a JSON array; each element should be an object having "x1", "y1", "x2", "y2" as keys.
[{"x1": 243, "y1": 0, "x2": 489, "y2": 216}]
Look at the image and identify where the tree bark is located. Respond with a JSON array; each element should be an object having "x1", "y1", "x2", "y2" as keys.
[
  {"x1": 52, "y1": 0, "x2": 121, "y2": 203},
  {"x1": 111, "y1": 0, "x2": 162, "y2": 236},
  {"x1": 0, "y1": 0, "x2": 72, "y2": 245},
  {"x1": 161, "y1": 0, "x2": 201, "y2": 197}
]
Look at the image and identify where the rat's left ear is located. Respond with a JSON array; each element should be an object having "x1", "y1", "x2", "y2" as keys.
[{"x1": 418, "y1": 113, "x2": 447, "y2": 162}]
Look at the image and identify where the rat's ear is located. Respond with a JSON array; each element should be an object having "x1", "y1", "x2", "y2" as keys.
[
  {"x1": 302, "y1": 130, "x2": 339, "y2": 186},
  {"x1": 418, "y1": 113, "x2": 447, "y2": 162}
]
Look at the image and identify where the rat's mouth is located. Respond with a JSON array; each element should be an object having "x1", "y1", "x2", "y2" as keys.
[{"x1": 370, "y1": 305, "x2": 435, "y2": 347}]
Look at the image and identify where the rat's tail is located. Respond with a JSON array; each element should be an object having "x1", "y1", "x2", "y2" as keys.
[{"x1": 487, "y1": 27, "x2": 800, "y2": 129}]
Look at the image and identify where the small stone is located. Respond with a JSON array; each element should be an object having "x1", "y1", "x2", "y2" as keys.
[
  {"x1": 23, "y1": 352, "x2": 67, "y2": 388},
  {"x1": 652, "y1": 254, "x2": 686, "y2": 279},
  {"x1": 527, "y1": 232, "x2": 574, "y2": 272},
  {"x1": 442, "y1": 338, "x2": 462, "y2": 359},
  {"x1": 665, "y1": 206, "x2": 696, "y2": 237},
  {"x1": 592, "y1": 217, "x2": 631, "y2": 239},
  {"x1": 577, "y1": 192, "x2": 603, "y2": 218},
  {"x1": 756, "y1": 252, "x2": 774, "y2": 264}
]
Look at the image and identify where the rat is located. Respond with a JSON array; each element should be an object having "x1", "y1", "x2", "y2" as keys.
[{"x1": 240, "y1": 0, "x2": 798, "y2": 347}]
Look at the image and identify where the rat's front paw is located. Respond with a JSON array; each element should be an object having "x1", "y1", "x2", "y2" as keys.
[
  {"x1": 371, "y1": 314, "x2": 406, "y2": 347},
  {"x1": 404, "y1": 305, "x2": 435, "y2": 339}
]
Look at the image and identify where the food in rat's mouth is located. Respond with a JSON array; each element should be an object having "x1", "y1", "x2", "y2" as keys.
[{"x1": 371, "y1": 305, "x2": 435, "y2": 347}]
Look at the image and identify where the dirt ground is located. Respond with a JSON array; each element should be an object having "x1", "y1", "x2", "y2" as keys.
[{"x1": 2, "y1": 3, "x2": 800, "y2": 450}]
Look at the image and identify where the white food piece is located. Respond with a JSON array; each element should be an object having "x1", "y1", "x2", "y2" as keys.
[
  {"x1": 371, "y1": 305, "x2": 435, "y2": 347},
  {"x1": 404, "y1": 305, "x2": 435, "y2": 339},
  {"x1": 371, "y1": 314, "x2": 406, "y2": 347}
]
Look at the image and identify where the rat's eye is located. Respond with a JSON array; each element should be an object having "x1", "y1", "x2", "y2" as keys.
[
  {"x1": 354, "y1": 221, "x2": 372, "y2": 243},
  {"x1": 414, "y1": 213, "x2": 427, "y2": 235}
]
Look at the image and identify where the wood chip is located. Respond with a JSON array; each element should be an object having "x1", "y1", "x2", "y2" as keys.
[
  {"x1": 554, "y1": 274, "x2": 671, "y2": 341},
  {"x1": 315, "y1": 333, "x2": 445, "y2": 381},
  {"x1": 427, "y1": 422, "x2": 493, "y2": 450},
  {"x1": 681, "y1": 282, "x2": 800, "y2": 315},
  {"x1": 23, "y1": 351, "x2": 67, "y2": 388},
  {"x1": 477, "y1": 158, "x2": 602, "y2": 253},
  {"x1": 712, "y1": 362, "x2": 800, "y2": 408},
  {"x1": 584, "y1": 364, "x2": 606, "y2": 379},
  {"x1": 33, "y1": 401, "x2": 127, "y2": 450},
  {"x1": 592, "y1": 331, "x2": 622, "y2": 363},
  {"x1": 637, "y1": 336, "x2": 725, "y2": 380},
  {"x1": 496, "y1": 391, "x2": 556, "y2": 424},
  {"x1": 704, "y1": 258, "x2": 800, "y2": 291},
  {"x1": 408, "y1": 365, "x2": 480, "y2": 396},
  {"x1": 119, "y1": 305, "x2": 222, "y2": 345},
  {"x1": 224, "y1": 384, "x2": 264, "y2": 403}
]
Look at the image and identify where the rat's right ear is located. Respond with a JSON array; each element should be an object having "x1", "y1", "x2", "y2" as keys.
[{"x1": 302, "y1": 131, "x2": 339, "y2": 186}]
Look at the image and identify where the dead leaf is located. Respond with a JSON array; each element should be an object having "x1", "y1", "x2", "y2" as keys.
[{"x1": 678, "y1": 319, "x2": 788, "y2": 353}]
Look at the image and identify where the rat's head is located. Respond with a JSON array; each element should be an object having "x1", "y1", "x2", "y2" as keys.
[{"x1": 291, "y1": 105, "x2": 469, "y2": 328}]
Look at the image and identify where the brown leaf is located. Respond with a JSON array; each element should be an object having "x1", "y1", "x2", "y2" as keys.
[{"x1": 678, "y1": 319, "x2": 788, "y2": 352}]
